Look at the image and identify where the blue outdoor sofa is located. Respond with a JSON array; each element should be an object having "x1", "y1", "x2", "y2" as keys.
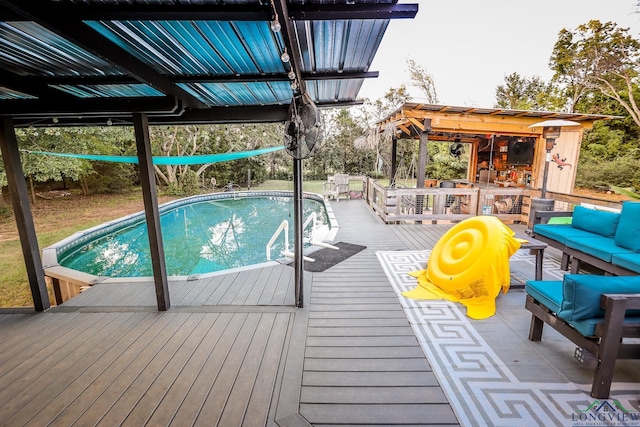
[
  {"x1": 532, "y1": 201, "x2": 640, "y2": 275},
  {"x1": 526, "y1": 274, "x2": 640, "y2": 398}
]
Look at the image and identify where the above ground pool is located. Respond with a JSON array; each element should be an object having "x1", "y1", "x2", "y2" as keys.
[{"x1": 46, "y1": 191, "x2": 336, "y2": 278}]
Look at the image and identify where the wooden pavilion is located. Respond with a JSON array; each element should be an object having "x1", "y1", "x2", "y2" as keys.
[
  {"x1": 377, "y1": 102, "x2": 617, "y2": 193},
  {"x1": 358, "y1": 103, "x2": 618, "y2": 225}
]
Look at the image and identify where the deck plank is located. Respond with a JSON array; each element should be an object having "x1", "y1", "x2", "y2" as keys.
[
  {"x1": 53, "y1": 313, "x2": 218, "y2": 426},
  {"x1": 1, "y1": 312, "x2": 154, "y2": 425},
  {"x1": 297, "y1": 200, "x2": 459, "y2": 426},
  {"x1": 0, "y1": 199, "x2": 461, "y2": 427},
  {"x1": 299, "y1": 403, "x2": 458, "y2": 425}
]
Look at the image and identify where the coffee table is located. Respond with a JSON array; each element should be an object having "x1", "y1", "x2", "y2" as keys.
[{"x1": 513, "y1": 233, "x2": 548, "y2": 286}]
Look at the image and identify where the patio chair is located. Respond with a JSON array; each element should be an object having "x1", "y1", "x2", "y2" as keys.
[{"x1": 323, "y1": 174, "x2": 350, "y2": 202}]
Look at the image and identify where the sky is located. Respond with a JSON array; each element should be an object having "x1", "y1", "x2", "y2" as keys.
[{"x1": 359, "y1": 0, "x2": 640, "y2": 108}]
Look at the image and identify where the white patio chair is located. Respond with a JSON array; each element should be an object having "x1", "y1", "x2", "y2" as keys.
[{"x1": 323, "y1": 174, "x2": 350, "y2": 202}]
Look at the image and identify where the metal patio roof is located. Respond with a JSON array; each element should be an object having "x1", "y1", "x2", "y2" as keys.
[{"x1": 0, "y1": 0, "x2": 418, "y2": 127}]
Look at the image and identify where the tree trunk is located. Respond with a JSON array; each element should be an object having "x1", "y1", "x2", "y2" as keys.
[
  {"x1": 29, "y1": 176, "x2": 35, "y2": 205},
  {"x1": 0, "y1": 189, "x2": 7, "y2": 208},
  {"x1": 80, "y1": 178, "x2": 89, "y2": 195}
]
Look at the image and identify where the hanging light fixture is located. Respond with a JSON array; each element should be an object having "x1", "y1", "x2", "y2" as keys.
[{"x1": 269, "y1": 0, "x2": 281, "y2": 32}]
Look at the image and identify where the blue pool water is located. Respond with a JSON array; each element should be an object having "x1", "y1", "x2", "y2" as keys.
[{"x1": 57, "y1": 193, "x2": 331, "y2": 277}]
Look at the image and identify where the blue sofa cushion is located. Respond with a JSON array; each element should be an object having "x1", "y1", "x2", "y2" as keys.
[
  {"x1": 571, "y1": 205, "x2": 620, "y2": 237},
  {"x1": 614, "y1": 201, "x2": 640, "y2": 251},
  {"x1": 565, "y1": 236, "x2": 635, "y2": 262},
  {"x1": 612, "y1": 253, "x2": 640, "y2": 274},
  {"x1": 533, "y1": 224, "x2": 599, "y2": 245},
  {"x1": 558, "y1": 274, "x2": 640, "y2": 323},
  {"x1": 526, "y1": 280, "x2": 563, "y2": 314}
]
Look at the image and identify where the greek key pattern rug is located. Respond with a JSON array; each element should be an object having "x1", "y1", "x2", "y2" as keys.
[{"x1": 376, "y1": 249, "x2": 640, "y2": 427}]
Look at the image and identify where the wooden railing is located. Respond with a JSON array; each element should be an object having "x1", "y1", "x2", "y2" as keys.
[
  {"x1": 361, "y1": 178, "x2": 625, "y2": 225},
  {"x1": 364, "y1": 179, "x2": 530, "y2": 224}
]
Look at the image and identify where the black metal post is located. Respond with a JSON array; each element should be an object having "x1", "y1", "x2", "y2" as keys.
[
  {"x1": 0, "y1": 117, "x2": 50, "y2": 312},
  {"x1": 133, "y1": 113, "x2": 170, "y2": 311},
  {"x1": 415, "y1": 119, "x2": 431, "y2": 222},
  {"x1": 540, "y1": 148, "x2": 552, "y2": 199},
  {"x1": 390, "y1": 135, "x2": 397, "y2": 188},
  {"x1": 293, "y1": 156, "x2": 304, "y2": 308}
]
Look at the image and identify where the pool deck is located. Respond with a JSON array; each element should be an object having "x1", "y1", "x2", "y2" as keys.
[{"x1": 1, "y1": 199, "x2": 638, "y2": 426}]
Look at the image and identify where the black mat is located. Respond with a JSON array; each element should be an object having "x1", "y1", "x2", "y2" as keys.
[{"x1": 300, "y1": 242, "x2": 366, "y2": 272}]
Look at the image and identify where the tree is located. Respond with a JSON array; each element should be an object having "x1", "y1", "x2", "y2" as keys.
[
  {"x1": 407, "y1": 59, "x2": 439, "y2": 103},
  {"x1": 312, "y1": 108, "x2": 374, "y2": 178},
  {"x1": 494, "y1": 72, "x2": 565, "y2": 111},
  {"x1": 149, "y1": 123, "x2": 283, "y2": 194},
  {"x1": 549, "y1": 20, "x2": 640, "y2": 123}
]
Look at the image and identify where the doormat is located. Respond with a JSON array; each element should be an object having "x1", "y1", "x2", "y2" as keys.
[{"x1": 300, "y1": 242, "x2": 366, "y2": 272}]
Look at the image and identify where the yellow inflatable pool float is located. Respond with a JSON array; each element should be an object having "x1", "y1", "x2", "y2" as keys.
[{"x1": 402, "y1": 215, "x2": 521, "y2": 319}]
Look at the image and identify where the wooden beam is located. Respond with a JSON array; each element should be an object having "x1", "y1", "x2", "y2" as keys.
[
  {"x1": 133, "y1": 113, "x2": 170, "y2": 311},
  {"x1": 0, "y1": 116, "x2": 50, "y2": 312},
  {"x1": 430, "y1": 117, "x2": 540, "y2": 135}
]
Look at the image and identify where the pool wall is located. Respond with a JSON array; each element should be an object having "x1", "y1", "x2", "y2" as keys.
[{"x1": 42, "y1": 191, "x2": 339, "y2": 303}]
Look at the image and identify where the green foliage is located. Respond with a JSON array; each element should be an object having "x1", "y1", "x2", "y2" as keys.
[
  {"x1": 494, "y1": 72, "x2": 565, "y2": 111},
  {"x1": 13, "y1": 126, "x2": 136, "y2": 195},
  {"x1": 310, "y1": 108, "x2": 374, "y2": 179},
  {"x1": 425, "y1": 141, "x2": 468, "y2": 180},
  {"x1": 150, "y1": 123, "x2": 281, "y2": 191},
  {"x1": 550, "y1": 20, "x2": 640, "y2": 122},
  {"x1": 575, "y1": 155, "x2": 640, "y2": 189},
  {"x1": 83, "y1": 162, "x2": 135, "y2": 194}
]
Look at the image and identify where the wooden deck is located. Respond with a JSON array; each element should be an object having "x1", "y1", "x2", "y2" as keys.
[{"x1": 0, "y1": 199, "x2": 460, "y2": 426}]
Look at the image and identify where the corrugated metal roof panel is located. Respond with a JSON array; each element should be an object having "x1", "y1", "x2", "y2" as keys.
[
  {"x1": 51, "y1": 84, "x2": 164, "y2": 98},
  {"x1": 0, "y1": 1, "x2": 419, "y2": 123},
  {"x1": 297, "y1": 19, "x2": 388, "y2": 73},
  {"x1": 85, "y1": 20, "x2": 286, "y2": 76},
  {"x1": 308, "y1": 79, "x2": 365, "y2": 104},
  {"x1": 178, "y1": 81, "x2": 292, "y2": 106},
  {"x1": 0, "y1": 22, "x2": 122, "y2": 77},
  {"x1": 0, "y1": 86, "x2": 38, "y2": 100}
]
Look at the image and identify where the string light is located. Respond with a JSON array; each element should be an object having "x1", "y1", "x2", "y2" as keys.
[
  {"x1": 106, "y1": 118, "x2": 113, "y2": 126},
  {"x1": 281, "y1": 50, "x2": 290, "y2": 63},
  {"x1": 269, "y1": 0, "x2": 281, "y2": 32},
  {"x1": 288, "y1": 71, "x2": 296, "y2": 80}
]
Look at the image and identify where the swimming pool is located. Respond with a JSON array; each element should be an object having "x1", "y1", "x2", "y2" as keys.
[{"x1": 44, "y1": 191, "x2": 337, "y2": 279}]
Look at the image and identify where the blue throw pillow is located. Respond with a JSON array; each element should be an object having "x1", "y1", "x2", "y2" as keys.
[
  {"x1": 571, "y1": 205, "x2": 620, "y2": 237},
  {"x1": 614, "y1": 201, "x2": 640, "y2": 251},
  {"x1": 558, "y1": 274, "x2": 640, "y2": 322}
]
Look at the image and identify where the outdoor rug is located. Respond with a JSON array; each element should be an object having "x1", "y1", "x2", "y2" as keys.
[
  {"x1": 376, "y1": 249, "x2": 640, "y2": 427},
  {"x1": 302, "y1": 242, "x2": 366, "y2": 272}
]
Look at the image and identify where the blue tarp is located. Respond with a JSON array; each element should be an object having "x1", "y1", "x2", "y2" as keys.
[{"x1": 25, "y1": 145, "x2": 284, "y2": 165}]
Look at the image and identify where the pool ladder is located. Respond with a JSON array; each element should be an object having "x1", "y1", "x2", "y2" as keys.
[{"x1": 266, "y1": 212, "x2": 338, "y2": 261}]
